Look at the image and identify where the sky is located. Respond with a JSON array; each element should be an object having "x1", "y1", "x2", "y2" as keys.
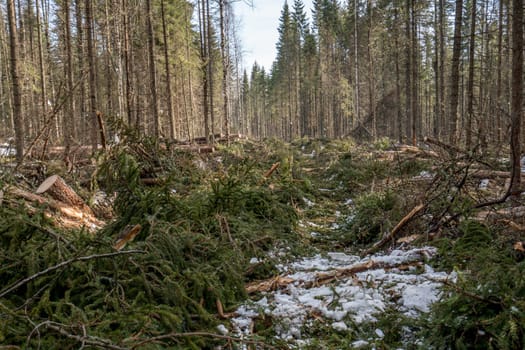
[{"x1": 233, "y1": 0, "x2": 314, "y2": 72}]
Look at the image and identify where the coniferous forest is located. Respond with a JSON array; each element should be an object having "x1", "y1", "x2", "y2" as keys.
[{"x1": 1, "y1": 0, "x2": 525, "y2": 348}]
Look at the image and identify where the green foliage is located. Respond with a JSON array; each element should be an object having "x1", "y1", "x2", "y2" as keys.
[
  {"x1": 0, "y1": 139, "x2": 307, "y2": 348},
  {"x1": 341, "y1": 190, "x2": 402, "y2": 245},
  {"x1": 422, "y1": 222, "x2": 525, "y2": 349}
]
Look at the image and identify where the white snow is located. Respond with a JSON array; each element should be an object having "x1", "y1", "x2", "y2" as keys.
[{"x1": 231, "y1": 246, "x2": 451, "y2": 345}]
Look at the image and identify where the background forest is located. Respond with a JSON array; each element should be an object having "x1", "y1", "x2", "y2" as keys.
[{"x1": 0, "y1": 0, "x2": 521, "y2": 152}]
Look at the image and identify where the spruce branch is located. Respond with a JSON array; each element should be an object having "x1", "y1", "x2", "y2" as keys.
[
  {"x1": 28, "y1": 321, "x2": 129, "y2": 350},
  {"x1": 0, "y1": 250, "x2": 145, "y2": 298}
]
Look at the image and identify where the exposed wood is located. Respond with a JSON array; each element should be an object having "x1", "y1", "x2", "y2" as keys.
[
  {"x1": 363, "y1": 203, "x2": 426, "y2": 256},
  {"x1": 36, "y1": 175, "x2": 88, "y2": 209},
  {"x1": 113, "y1": 224, "x2": 142, "y2": 250},
  {"x1": 7, "y1": 186, "x2": 103, "y2": 231},
  {"x1": 263, "y1": 162, "x2": 280, "y2": 179}
]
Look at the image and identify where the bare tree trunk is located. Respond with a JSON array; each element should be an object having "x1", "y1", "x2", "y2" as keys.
[
  {"x1": 146, "y1": 0, "x2": 159, "y2": 138},
  {"x1": 219, "y1": 0, "x2": 230, "y2": 141},
  {"x1": 63, "y1": 0, "x2": 75, "y2": 157},
  {"x1": 85, "y1": 0, "x2": 98, "y2": 152},
  {"x1": 122, "y1": 0, "x2": 133, "y2": 126},
  {"x1": 354, "y1": 0, "x2": 360, "y2": 127},
  {"x1": 496, "y1": 0, "x2": 504, "y2": 144},
  {"x1": 35, "y1": 0, "x2": 47, "y2": 125},
  {"x1": 449, "y1": 0, "x2": 463, "y2": 145},
  {"x1": 7, "y1": 0, "x2": 24, "y2": 162},
  {"x1": 198, "y1": 0, "x2": 209, "y2": 141},
  {"x1": 206, "y1": 0, "x2": 215, "y2": 142},
  {"x1": 160, "y1": 0, "x2": 176, "y2": 140},
  {"x1": 509, "y1": 0, "x2": 523, "y2": 197},
  {"x1": 466, "y1": 0, "x2": 476, "y2": 149},
  {"x1": 405, "y1": 0, "x2": 411, "y2": 142}
]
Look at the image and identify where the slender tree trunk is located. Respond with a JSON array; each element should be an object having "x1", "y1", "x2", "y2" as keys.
[
  {"x1": 411, "y1": 2, "x2": 418, "y2": 145},
  {"x1": 496, "y1": 0, "x2": 504, "y2": 144},
  {"x1": 63, "y1": 0, "x2": 75, "y2": 157},
  {"x1": 354, "y1": 0, "x2": 360, "y2": 127},
  {"x1": 509, "y1": 0, "x2": 523, "y2": 197},
  {"x1": 206, "y1": 0, "x2": 215, "y2": 142},
  {"x1": 449, "y1": 0, "x2": 463, "y2": 145},
  {"x1": 405, "y1": 0, "x2": 411, "y2": 142},
  {"x1": 7, "y1": 0, "x2": 24, "y2": 162},
  {"x1": 160, "y1": 0, "x2": 176, "y2": 140},
  {"x1": 85, "y1": 0, "x2": 98, "y2": 152},
  {"x1": 35, "y1": 0, "x2": 47, "y2": 123},
  {"x1": 122, "y1": 0, "x2": 133, "y2": 126},
  {"x1": 466, "y1": 0, "x2": 476, "y2": 149},
  {"x1": 198, "y1": 0, "x2": 209, "y2": 141},
  {"x1": 219, "y1": 0, "x2": 230, "y2": 141},
  {"x1": 438, "y1": 0, "x2": 446, "y2": 140},
  {"x1": 146, "y1": 0, "x2": 159, "y2": 138},
  {"x1": 394, "y1": 7, "x2": 402, "y2": 143}
]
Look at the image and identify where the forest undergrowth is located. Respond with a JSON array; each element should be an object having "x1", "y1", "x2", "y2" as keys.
[{"x1": 0, "y1": 133, "x2": 524, "y2": 349}]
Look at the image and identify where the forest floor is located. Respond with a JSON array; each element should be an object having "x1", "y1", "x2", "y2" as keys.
[{"x1": 0, "y1": 135, "x2": 524, "y2": 349}]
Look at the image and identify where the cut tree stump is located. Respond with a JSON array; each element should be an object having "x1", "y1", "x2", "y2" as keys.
[
  {"x1": 7, "y1": 186, "x2": 103, "y2": 231},
  {"x1": 36, "y1": 175, "x2": 92, "y2": 214}
]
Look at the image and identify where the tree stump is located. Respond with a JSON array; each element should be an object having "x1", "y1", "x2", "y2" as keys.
[{"x1": 36, "y1": 175, "x2": 88, "y2": 210}]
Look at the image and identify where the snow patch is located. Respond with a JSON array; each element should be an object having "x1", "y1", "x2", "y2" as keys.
[{"x1": 232, "y1": 247, "x2": 450, "y2": 345}]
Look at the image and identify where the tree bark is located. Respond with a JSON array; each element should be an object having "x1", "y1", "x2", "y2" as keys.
[
  {"x1": 509, "y1": 0, "x2": 523, "y2": 197},
  {"x1": 146, "y1": 0, "x2": 160, "y2": 138},
  {"x1": 7, "y1": 0, "x2": 24, "y2": 162},
  {"x1": 466, "y1": 0, "x2": 476, "y2": 149},
  {"x1": 449, "y1": 0, "x2": 463, "y2": 144},
  {"x1": 85, "y1": 0, "x2": 98, "y2": 153}
]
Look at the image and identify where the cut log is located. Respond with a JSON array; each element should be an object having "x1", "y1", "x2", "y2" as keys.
[
  {"x1": 7, "y1": 186, "x2": 103, "y2": 231},
  {"x1": 36, "y1": 175, "x2": 91, "y2": 212}
]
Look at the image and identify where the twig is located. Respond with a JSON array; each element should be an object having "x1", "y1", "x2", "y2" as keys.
[
  {"x1": 0, "y1": 250, "x2": 145, "y2": 298},
  {"x1": 30, "y1": 321, "x2": 129, "y2": 350},
  {"x1": 130, "y1": 331, "x2": 278, "y2": 350}
]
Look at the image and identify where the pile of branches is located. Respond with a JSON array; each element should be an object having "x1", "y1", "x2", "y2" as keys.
[{"x1": 0, "y1": 134, "x2": 309, "y2": 348}]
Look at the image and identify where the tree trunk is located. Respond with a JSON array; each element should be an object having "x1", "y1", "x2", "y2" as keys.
[
  {"x1": 146, "y1": 0, "x2": 159, "y2": 138},
  {"x1": 449, "y1": 0, "x2": 463, "y2": 145},
  {"x1": 85, "y1": 0, "x2": 98, "y2": 153},
  {"x1": 466, "y1": 0, "x2": 476, "y2": 149},
  {"x1": 219, "y1": 0, "x2": 230, "y2": 141},
  {"x1": 7, "y1": 0, "x2": 24, "y2": 162},
  {"x1": 509, "y1": 0, "x2": 523, "y2": 197},
  {"x1": 160, "y1": 0, "x2": 176, "y2": 140}
]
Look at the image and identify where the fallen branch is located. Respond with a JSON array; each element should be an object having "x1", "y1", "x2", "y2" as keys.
[
  {"x1": 32, "y1": 321, "x2": 128, "y2": 350},
  {"x1": 0, "y1": 250, "x2": 145, "y2": 298},
  {"x1": 363, "y1": 203, "x2": 425, "y2": 256},
  {"x1": 130, "y1": 331, "x2": 278, "y2": 350},
  {"x1": 246, "y1": 258, "x2": 425, "y2": 294}
]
